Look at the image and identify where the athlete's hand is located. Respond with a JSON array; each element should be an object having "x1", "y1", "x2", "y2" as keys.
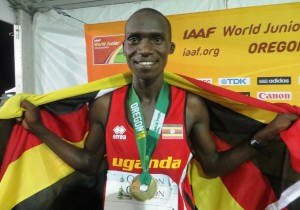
[
  {"x1": 254, "y1": 113, "x2": 298, "y2": 145},
  {"x1": 18, "y1": 99, "x2": 43, "y2": 131}
]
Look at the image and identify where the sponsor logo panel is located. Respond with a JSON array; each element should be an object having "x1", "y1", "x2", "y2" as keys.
[
  {"x1": 218, "y1": 77, "x2": 250, "y2": 86},
  {"x1": 257, "y1": 92, "x2": 292, "y2": 100},
  {"x1": 197, "y1": 78, "x2": 213, "y2": 84},
  {"x1": 257, "y1": 77, "x2": 291, "y2": 85}
]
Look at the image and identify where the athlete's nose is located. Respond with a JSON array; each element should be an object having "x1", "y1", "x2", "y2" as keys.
[{"x1": 137, "y1": 39, "x2": 153, "y2": 56}]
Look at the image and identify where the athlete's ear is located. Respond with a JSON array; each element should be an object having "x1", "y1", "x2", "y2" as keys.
[{"x1": 169, "y1": 42, "x2": 176, "y2": 54}]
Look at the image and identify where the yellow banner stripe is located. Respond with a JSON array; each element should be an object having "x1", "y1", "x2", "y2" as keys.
[{"x1": 0, "y1": 135, "x2": 87, "y2": 210}]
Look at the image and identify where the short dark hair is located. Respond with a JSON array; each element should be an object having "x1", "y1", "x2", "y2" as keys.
[{"x1": 126, "y1": 8, "x2": 172, "y2": 40}]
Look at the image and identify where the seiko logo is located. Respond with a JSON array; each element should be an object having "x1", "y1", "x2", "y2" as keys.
[
  {"x1": 257, "y1": 92, "x2": 292, "y2": 100},
  {"x1": 197, "y1": 78, "x2": 213, "y2": 84},
  {"x1": 218, "y1": 77, "x2": 250, "y2": 86},
  {"x1": 257, "y1": 77, "x2": 291, "y2": 85},
  {"x1": 113, "y1": 126, "x2": 126, "y2": 140},
  {"x1": 112, "y1": 157, "x2": 181, "y2": 171}
]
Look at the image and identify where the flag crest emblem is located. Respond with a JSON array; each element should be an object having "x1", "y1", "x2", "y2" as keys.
[{"x1": 162, "y1": 124, "x2": 183, "y2": 139}]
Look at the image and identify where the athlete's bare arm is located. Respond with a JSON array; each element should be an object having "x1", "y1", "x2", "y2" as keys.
[
  {"x1": 20, "y1": 94, "x2": 111, "y2": 175},
  {"x1": 185, "y1": 92, "x2": 298, "y2": 178}
]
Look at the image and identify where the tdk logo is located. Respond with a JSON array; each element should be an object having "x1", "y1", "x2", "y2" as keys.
[
  {"x1": 113, "y1": 126, "x2": 126, "y2": 140},
  {"x1": 219, "y1": 78, "x2": 250, "y2": 86},
  {"x1": 257, "y1": 77, "x2": 291, "y2": 85}
]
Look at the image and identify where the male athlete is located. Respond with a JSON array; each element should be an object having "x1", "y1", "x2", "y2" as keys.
[{"x1": 21, "y1": 8, "x2": 298, "y2": 210}]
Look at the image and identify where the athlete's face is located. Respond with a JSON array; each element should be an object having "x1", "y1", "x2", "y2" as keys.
[{"x1": 123, "y1": 12, "x2": 175, "y2": 80}]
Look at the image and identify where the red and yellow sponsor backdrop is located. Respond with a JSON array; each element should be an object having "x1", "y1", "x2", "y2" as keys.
[{"x1": 85, "y1": 2, "x2": 300, "y2": 105}]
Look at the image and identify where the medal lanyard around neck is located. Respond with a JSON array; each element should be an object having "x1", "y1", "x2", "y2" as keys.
[{"x1": 129, "y1": 82, "x2": 169, "y2": 186}]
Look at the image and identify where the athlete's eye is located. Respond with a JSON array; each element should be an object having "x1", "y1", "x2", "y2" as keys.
[
  {"x1": 152, "y1": 37, "x2": 163, "y2": 45},
  {"x1": 127, "y1": 36, "x2": 140, "y2": 45}
]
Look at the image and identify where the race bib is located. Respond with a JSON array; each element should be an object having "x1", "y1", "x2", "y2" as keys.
[{"x1": 104, "y1": 170, "x2": 178, "y2": 210}]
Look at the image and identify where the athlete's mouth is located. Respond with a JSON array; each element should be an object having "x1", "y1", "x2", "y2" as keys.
[{"x1": 136, "y1": 61, "x2": 156, "y2": 66}]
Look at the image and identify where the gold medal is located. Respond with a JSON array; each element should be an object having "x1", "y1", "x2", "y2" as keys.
[{"x1": 130, "y1": 175, "x2": 157, "y2": 201}]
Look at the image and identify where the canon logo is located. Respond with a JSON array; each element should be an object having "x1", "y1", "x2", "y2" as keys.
[
  {"x1": 257, "y1": 77, "x2": 291, "y2": 85},
  {"x1": 257, "y1": 92, "x2": 292, "y2": 100},
  {"x1": 218, "y1": 77, "x2": 250, "y2": 86},
  {"x1": 197, "y1": 78, "x2": 212, "y2": 84}
]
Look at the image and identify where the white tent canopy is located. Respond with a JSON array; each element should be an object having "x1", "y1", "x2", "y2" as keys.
[{"x1": 0, "y1": 0, "x2": 15, "y2": 24}]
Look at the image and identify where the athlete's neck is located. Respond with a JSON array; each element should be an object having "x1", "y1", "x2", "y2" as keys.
[{"x1": 132, "y1": 76, "x2": 164, "y2": 103}]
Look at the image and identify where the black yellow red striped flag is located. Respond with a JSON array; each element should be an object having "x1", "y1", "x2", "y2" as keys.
[{"x1": 1, "y1": 72, "x2": 300, "y2": 210}]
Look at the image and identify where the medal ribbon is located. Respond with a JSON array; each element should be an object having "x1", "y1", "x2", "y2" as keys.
[{"x1": 129, "y1": 82, "x2": 169, "y2": 186}]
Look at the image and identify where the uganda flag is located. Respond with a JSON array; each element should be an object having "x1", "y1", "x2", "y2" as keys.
[
  {"x1": 0, "y1": 72, "x2": 300, "y2": 210},
  {"x1": 162, "y1": 124, "x2": 184, "y2": 139}
]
